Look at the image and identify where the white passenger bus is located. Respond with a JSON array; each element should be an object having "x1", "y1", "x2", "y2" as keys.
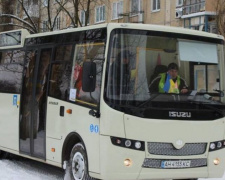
[{"x1": 0, "y1": 23, "x2": 225, "y2": 180}]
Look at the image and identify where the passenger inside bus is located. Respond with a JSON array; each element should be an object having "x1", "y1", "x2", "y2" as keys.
[
  {"x1": 149, "y1": 63, "x2": 188, "y2": 94},
  {"x1": 73, "y1": 63, "x2": 83, "y2": 97}
]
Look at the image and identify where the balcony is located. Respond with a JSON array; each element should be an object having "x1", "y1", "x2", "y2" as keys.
[{"x1": 182, "y1": 1, "x2": 205, "y2": 16}]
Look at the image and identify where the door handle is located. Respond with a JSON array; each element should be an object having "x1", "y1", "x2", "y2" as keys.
[{"x1": 60, "y1": 106, "x2": 64, "y2": 117}]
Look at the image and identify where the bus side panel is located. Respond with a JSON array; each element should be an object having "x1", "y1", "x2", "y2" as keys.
[
  {"x1": 46, "y1": 97, "x2": 100, "y2": 173},
  {"x1": 0, "y1": 93, "x2": 19, "y2": 151}
]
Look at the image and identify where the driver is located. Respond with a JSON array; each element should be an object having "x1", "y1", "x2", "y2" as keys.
[{"x1": 149, "y1": 63, "x2": 188, "y2": 94}]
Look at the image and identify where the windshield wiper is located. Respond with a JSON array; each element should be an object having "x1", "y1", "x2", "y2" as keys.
[
  {"x1": 136, "y1": 94, "x2": 160, "y2": 108},
  {"x1": 214, "y1": 89, "x2": 224, "y2": 97},
  {"x1": 188, "y1": 100, "x2": 225, "y2": 117}
]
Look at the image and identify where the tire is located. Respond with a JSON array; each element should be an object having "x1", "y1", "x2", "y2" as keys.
[
  {"x1": 0, "y1": 151, "x2": 9, "y2": 159},
  {"x1": 64, "y1": 143, "x2": 97, "y2": 180},
  {"x1": 174, "y1": 179, "x2": 198, "y2": 180}
]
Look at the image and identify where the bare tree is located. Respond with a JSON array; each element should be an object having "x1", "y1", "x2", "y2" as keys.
[
  {"x1": 55, "y1": 0, "x2": 109, "y2": 28},
  {"x1": 0, "y1": 0, "x2": 109, "y2": 33},
  {"x1": 0, "y1": 0, "x2": 39, "y2": 33},
  {"x1": 215, "y1": 0, "x2": 225, "y2": 37}
]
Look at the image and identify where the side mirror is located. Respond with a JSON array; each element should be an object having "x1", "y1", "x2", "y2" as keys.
[{"x1": 82, "y1": 61, "x2": 96, "y2": 92}]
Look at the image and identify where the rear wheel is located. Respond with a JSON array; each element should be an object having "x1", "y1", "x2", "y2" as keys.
[
  {"x1": 0, "y1": 151, "x2": 10, "y2": 159},
  {"x1": 64, "y1": 143, "x2": 97, "y2": 180},
  {"x1": 174, "y1": 179, "x2": 198, "y2": 180}
]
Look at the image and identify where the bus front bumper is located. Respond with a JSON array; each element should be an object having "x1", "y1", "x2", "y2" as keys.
[{"x1": 98, "y1": 136, "x2": 225, "y2": 180}]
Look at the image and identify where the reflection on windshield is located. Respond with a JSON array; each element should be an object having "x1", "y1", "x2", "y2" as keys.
[{"x1": 105, "y1": 29, "x2": 225, "y2": 120}]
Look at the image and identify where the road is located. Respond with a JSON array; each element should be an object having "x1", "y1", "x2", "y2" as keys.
[
  {"x1": 0, "y1": 156, "x2": 224, "y2": 180},
  {"x1": 0, "y1": 156, "x2": 64, "y2": 180}
]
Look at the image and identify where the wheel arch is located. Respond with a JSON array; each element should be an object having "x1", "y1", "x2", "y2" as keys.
[{"x1": 61, "y1": 132, "x2": 86, "y2": 165}]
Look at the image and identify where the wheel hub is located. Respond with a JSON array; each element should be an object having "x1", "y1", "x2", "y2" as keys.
[{"x1": 72, "y1": 152, "x2": 85, "y2": 180}]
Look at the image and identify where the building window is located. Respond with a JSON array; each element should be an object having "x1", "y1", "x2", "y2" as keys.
[
  {"x1": 43, "y1": 0, "x2": 48, "y2": 6},
  {"x1": 112, "y1": 1, "x2": 123, "y2": 20},
  {"x1": 96, "y1": 5, "x2": 105, "y2": 23},
  {"x1": 54, "y1": 17, "x2": 60, "y2": 30},
  {"x1": 80, "y1": 10, "x2": 89, "y2": 26},
  {"x1": 177, "y1": 0, "x2": 183, "y2": 6},
  {"x1": 152, "y1": 0, "x2": 160, "y2": 11},
  {"x1": 131, "y1": 0, "x2": 142, "y2": 15},
  {"x1": 43, "y1": 21, "x2": 48, "y2": 32}
]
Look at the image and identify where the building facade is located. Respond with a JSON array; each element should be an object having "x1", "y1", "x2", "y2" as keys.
[{"x1": 0, "y1": 0, "x2": 219, "y2": 34}]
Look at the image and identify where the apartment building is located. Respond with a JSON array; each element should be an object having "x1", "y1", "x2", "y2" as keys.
[
  {"x1": 38, "y1": 0, "x2": 217, "y2": 33},
  {"x1": 181, "y1": 0, "x2": 217, "y2": 33},
  {"x1": 0, "y1": 0, "x2": 219, "y2": 34}
]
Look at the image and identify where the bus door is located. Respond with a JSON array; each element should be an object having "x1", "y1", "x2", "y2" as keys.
[{"x1": 20, "y1": 48, "x2": 52, "y2": 159}]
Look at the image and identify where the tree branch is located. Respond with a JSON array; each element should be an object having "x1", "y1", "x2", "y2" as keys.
[
  {"x1": 0, "y1": 23, "x2": 35, "y2": 33},
  {"x1": 56, "y1": 0, "x2": 76, "y2": 27},
  {"x1": 17, "y1": 0, "x2": 38, "y2": 33},
  {"x1": 0, "y1": 14, "x2": 36, "y2": 32}
]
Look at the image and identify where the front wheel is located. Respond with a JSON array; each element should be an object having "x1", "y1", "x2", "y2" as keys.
[{"x1": 64, "y1": 143, "x2": 97, "y2": 180}]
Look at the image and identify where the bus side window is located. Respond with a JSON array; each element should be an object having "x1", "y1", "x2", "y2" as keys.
[
  {"x1": 49, "y1": 44, "x2": 73, "y2": 101},
  {"x1": 0, "y1": 50, "x2": 25, "y2": 93},
  {"x1": 49, "y1": 63, "x2": 71, "y2": 100},
  {"x1": 70, "y1": 42, "x2": 105, "y2": 107}
]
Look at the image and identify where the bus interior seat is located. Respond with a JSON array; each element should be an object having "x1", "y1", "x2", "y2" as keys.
[{"x1": 149, "y1": 65, "x2": 167, "y2": 83}]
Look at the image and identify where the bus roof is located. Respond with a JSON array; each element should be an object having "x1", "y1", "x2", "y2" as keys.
[
  {"x1": 25, "y1": 23, "x2": 224, "y2": 42},
  {"x1": 1, "y1": 23, "x2": 223, "y2": 47}
]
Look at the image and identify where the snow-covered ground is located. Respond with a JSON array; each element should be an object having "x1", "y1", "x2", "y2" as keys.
[
  {"x1": 0, "y1": 157, "x2": 225, "y2": 180},
  {"x1": 0, "y1": 158, "x2": 64, "y2": 180}
]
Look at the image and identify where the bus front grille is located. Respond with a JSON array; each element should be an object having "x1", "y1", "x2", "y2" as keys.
[{"x1": 148, "y1": 142, "x2": 207, "y2": 156}]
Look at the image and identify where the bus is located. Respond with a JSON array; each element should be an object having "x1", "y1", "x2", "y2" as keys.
[{"x1": 0, "y1": 23, "x2": 225, "y2": 180}]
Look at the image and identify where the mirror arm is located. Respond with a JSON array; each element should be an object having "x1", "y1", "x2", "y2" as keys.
[{"x1": 89, "y1": 109, "x2": 100, "y2": 118}]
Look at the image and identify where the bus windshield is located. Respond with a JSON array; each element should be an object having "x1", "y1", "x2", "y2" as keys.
[{"x1": 105, "y1": 29, "x2": 225, "y2": 120}]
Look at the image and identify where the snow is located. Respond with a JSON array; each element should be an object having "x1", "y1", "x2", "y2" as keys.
[
  {"x1": 0, "y1": 158, "x2": 64, "y2": 180},
  {"x1": 0, "y1": 157, "x2": 225, "y2": 180}
]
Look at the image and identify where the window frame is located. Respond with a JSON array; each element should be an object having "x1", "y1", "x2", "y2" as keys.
[
  {"x1": 43, "y1": 0, "x2": 48, "y2": 7},
  {"x1": 130, "y1": 0, "x2": 141, "y2": 16},
  {"x1": 80, "y1": 10, "x2": 90, "y2": 26},
  {"x1": 95, "y1": 5, "x2": 106, "y2": 23},
  {"x1": 42, "y1": 20, "x2": 48, "y2": 32},
  {"x1": 151, "y1": 0, "x2": 160, "y2": 12},
  {"x1": 112, "y1": 1, "x2": 123, "y2": 20},
  {"x1": 53, "y1": 17, "x2": 60, "y2": 31},
  {"x1": 176, "y1": 0, "x2": 183, "y2": 6}
]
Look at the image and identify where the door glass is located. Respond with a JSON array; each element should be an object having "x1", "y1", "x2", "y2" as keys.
[
  {"x1": 207, "y1": 65, "x2": 219, "y2": 92},
  {"x1": 33, "y1": 49, "x2": 51, "y2": 157},
  {"x1": 20, "y1": 50, "x2": 37, "y2": 154}
]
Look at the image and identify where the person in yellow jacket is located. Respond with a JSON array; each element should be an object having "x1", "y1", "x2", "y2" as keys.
[{"x1": 149, "y1": 63, "x2": 188, "y2": 94}]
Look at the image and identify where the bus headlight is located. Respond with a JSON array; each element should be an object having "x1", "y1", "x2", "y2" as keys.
[
  {"x1": 209, "y1": 140, "x2": 225, "y2": 152},
  {"x1": 125, "y1": 140, "x2": 132, "y2": 147},
  {"x1": 210, "y1": 143, "x2": 216, "y2": 150},
  {"x1": 111, "y1": 137, "x2": 145, "y2": 151},
  {"x1": 135, "y1": 141, "x2": 142, "y2": 149}
]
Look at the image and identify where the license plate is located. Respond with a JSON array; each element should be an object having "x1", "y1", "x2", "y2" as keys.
[{"x1": 161, "y1": 160, "x2": 191, "y2": 168}]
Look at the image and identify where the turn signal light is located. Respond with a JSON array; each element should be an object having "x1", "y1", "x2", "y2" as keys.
[
  {"x1": 66, "y1": 109, "x2": 72, "y2": 114},
  {"x1": 51, "y1": 148, "x2": 55, "y2": 152}
]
